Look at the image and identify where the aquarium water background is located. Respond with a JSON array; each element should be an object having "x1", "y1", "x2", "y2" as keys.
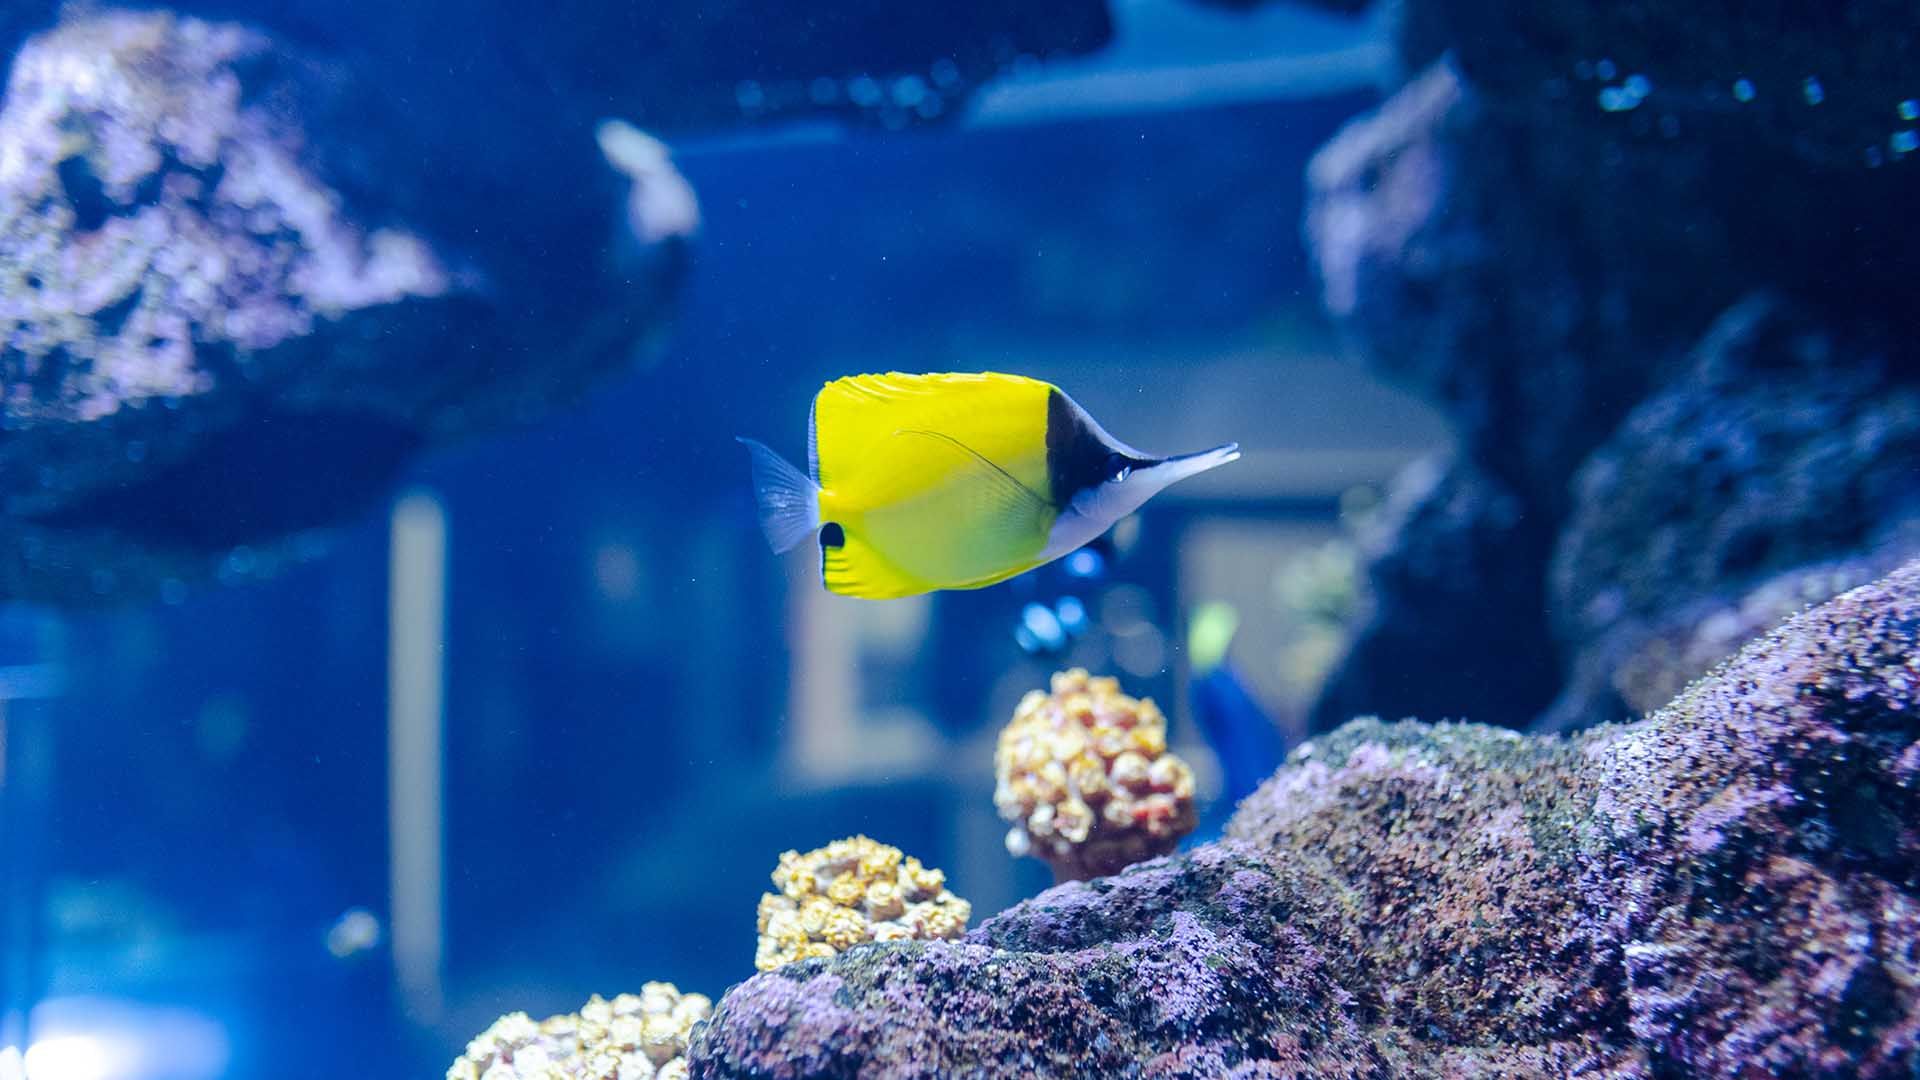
[{"x1": 0, "y1": 2, "x2": 1460, "y2": 1076}]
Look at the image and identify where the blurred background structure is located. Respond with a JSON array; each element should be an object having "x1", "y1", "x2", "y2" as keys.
[{"x1": 0, "y1": 1, "x2": 1451, "y2": 1075}]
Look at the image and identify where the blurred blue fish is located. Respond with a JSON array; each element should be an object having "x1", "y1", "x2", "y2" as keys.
[{"x1": 1187, "y1": 602, "x2": 1284, "y2": 807}]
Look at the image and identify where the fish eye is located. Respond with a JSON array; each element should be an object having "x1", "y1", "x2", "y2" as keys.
[{"x1": 1105, "y1": 454, "x2": 1131, "y2": 483}]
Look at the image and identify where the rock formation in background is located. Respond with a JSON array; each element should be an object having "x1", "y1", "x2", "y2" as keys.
[
  {"x1": 688, "y1": 559, "x2": 1920, "y2": 1078},
  {"x1": 1296, "y1": 0, "x2": 1920, "y2": 732},
  {"x1": 0, "y1": 9, "x2": 690, "y2": 604}
]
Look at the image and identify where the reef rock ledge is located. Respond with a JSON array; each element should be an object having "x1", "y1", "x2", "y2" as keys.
[{"x1": 687, "y1": 560, "x2": 1920, "y2": 1079}]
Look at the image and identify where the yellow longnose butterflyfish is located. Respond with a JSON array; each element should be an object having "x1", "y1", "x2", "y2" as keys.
[{"x1": 737, "y1": 371, "x2": 1240, "y2": 599}]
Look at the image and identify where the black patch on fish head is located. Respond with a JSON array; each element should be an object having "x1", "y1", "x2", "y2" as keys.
[
  {"x1": 1047, "y1": 389, "x2": 1153, "y2": 506},
  {"x1": 819, "y1": 522, "x2": 846, "y2": 548}
]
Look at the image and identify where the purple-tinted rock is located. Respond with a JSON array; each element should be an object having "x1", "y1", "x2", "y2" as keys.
[
  {"x1": 1301, "y1": 11, "x2": 1918, "y2": 733},
  {"x1": 1542, "y1": 295, "x2": 1920, "y2": 730},
  {"x1": 1304, "y1": 60, "x2": 1730, "y2": 518},
  {"x1": 0, "y1": 9, "x2": 689, "y2": 604},
  {"x1": 691, "y1": 844, "x2": 1384, "y2": 1079},
  {"x1": 693, "y1": 560, "x2": 1920, "y2": 1077}
]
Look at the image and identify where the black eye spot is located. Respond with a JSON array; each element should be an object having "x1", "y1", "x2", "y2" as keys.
[
  {"x1": 819, "y1": 522, "x2": 846, "y2": 548},
  {"x1": 1105, "y1": 454, "x2": 1132, "y2": 483}
]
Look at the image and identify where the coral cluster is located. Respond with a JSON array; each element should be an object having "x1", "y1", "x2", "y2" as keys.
[
  {"x1": 994, "y1": 669, "x2": 1197, "y2": 881},
  {"x1": 690, "y1": 561, "x2": 1920, "y2": 1078},
  {"x1": 755, "y1": 835, "x2": 970, "y2": 972},
  {"x1": 447, "y1": 984, "x2": 710, "y2": 1080}
]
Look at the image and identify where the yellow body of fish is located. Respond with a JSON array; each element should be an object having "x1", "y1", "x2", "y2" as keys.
[{"x1": 740, "y1": 372, "x2": 1239, "y2": 599}]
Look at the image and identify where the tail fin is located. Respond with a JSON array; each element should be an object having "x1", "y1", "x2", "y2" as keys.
[{"x1": 736, "y1": 437, "x2": 821, "y2": 554}]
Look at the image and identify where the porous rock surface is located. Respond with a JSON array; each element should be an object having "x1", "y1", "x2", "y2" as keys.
[
  {"x1": 0, "y1": 8, "x2": 687, "y2": 604},
  {"x1": 688, "y1": 560, "x2": 1920, "y2": 1078}
]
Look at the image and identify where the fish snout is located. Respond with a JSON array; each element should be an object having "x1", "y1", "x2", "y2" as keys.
[{"x1": 1158, "y1": 442, "x2": 1241, "y2": 481}]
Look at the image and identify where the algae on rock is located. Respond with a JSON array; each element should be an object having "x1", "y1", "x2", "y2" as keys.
[{"x1": 688, "y1": 560, "x2": 1920, "y2": 1078}]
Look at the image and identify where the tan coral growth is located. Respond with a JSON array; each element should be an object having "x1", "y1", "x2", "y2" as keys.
[
  {"x1": 755, "y1": 835, "x2": 970, "y2": 971},
  {"x1": 995, "y1": 668, "x2": 1198, "y2": 881},
  {"x1": 446, "y1": 983, "x2": 710, "y2": 1080}
]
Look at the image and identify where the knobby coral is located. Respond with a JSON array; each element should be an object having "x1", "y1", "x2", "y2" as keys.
[
  {"x1": 994, "y1": 669, "x2": 1197, "y2": 881},
  {"x1": 448, "y1": 984, "x2": 711, "y2": 1080},
  {"x1": 755, "y1": 835, "x2": 970, "y2": 972}
]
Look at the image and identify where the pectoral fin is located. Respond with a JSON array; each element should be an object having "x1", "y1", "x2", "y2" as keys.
[{"x1": 893, "y1": 428, "x2": 1048, "y2": 511}]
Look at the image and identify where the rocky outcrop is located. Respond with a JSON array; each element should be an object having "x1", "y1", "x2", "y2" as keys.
[
  {"x1": 1295, "y1": 0, "x2": 1920, "y2": 731},
  {"x1": 0, "y1": 9, "x2": 690, "y2": 604},
  {"x1": 687, "y1": 561, "x2": 1920, "y2": 1078},
  {"x1": 693, "y1": 843, "x2": 1383, "y2": 1079},
  {"x1": 1544, "y1": 296, "x2": 1920, "y2": 729}
]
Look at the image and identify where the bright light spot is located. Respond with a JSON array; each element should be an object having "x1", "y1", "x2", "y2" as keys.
[
  {"x1": 1, "y1": 1046, "x2": 23, "y2": 1080},
  {"x1": 1064, "y1": 549, "x2": 1104, "y2": 578},
  {"x1": 24, "y1": 998, "x2": 231, "y2": 1080},
  {"x1": 1801, "y1": 76, "x2": 1825, "y2": 105},
  {"x1": 23, "y1": 1036, "x2": 112, "y2": 1080},
  {"x1": 327, "y1": 906, "x2": 384, "y2": 958},
  {"x1": 1732, "y1": 78, "x2": 1756, "y2": 103},
  {"x1": 1020, "y1": 603, "x2": 1065, "y2": 650},
  {"x1": 1893, "y1": 130, "x2": 1919, "y2": 155},
  {"x1": 1899, "y1": 99, "x2": 1918, "y2": 122},
  {"x1": 1623, "y1": 74, "x2": 1651, "y2": 97},
  {"x1": 1055, "y1": 596, "x2": 1088, "y2": 633},
  {"x1": 1598, "y1": 86, "x2": 1641, "y2": 113}
]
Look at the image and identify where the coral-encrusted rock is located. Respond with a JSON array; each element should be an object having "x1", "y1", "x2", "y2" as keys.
[
  {"x1": 0, "y1": 9, "x2": 689, "y2": 604},
  {"x1": 690, "y1": 561, "x2": 1920, "y2": 1078},
  {"x1": 695, "y1": 844, "x2": 1382, "y2": 1079}
]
